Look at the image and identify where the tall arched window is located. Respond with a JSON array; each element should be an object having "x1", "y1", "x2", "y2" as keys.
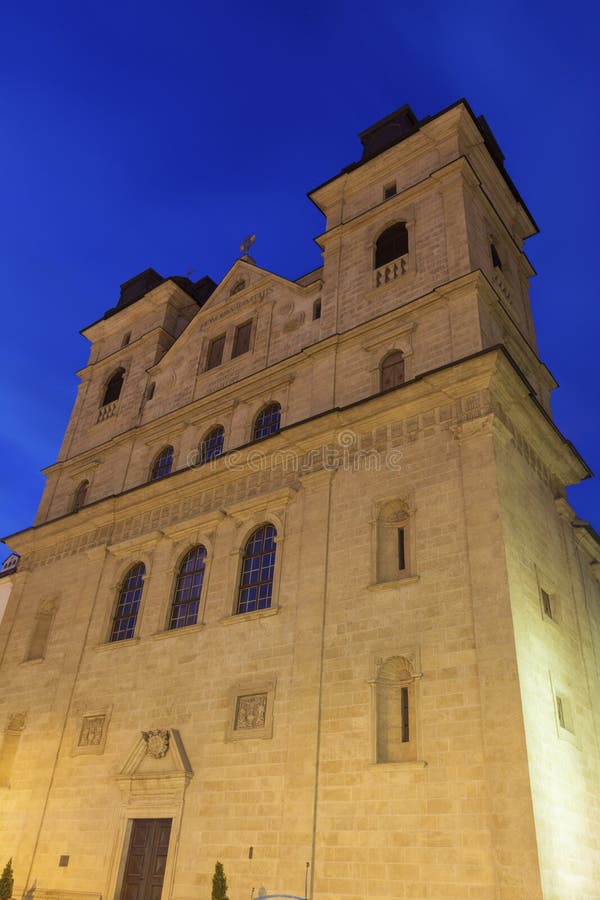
[
  {"x1": 72, "y1": 479, "x2": 89, "y2": 512},
  {"x1": 380, "y1": 350, "x2": 405, "y2": 391},
  {"x1": 199, "y1": 426, "x2": 225, "y2": 464},
  {"x1": 169, "y1": 545, "x2": 207, "y2": 629},
  {"x1": 110, "y1": 563, "x2": 145, "y2": 642},
  {"x1": 150, "y1": 446, "x2": 174, "y2": 481},
  {"x1": 375, "y1": 656, "x2": 417, "y2": 763},
  {"x1": 102, "y1": 368, "x2": 125, "y2": 406},
  {"x1": 253, "y1": 403, "x2": 281, "y2": 441},
  {"x1": 374, "y1": 223, "x2": 408, "y2": 269},
  {"x1": 236, "y1": 524, "x2": 277, "y2": 615}
]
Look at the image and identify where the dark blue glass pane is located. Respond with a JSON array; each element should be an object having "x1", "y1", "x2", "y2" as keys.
[
  {"x1": 110, "y1": 563, "x2": 145, "y2": 642},
  {"x1": 253, "y1": 405, "x2": 281, "y2": 440},
  {"x1": 169, "y1": 545, "x2": 206, "y2": 629},
  {"x1": 236, "y1": 525, "x2": 277, "y2": 614}
]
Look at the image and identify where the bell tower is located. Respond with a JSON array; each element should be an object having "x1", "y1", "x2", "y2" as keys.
[
  {"x1": 310, "y1": 100, "x2": 554, "y2": 411},
  {"x1": 35, "y1": 268, "x2": 215, "y2": 524}
]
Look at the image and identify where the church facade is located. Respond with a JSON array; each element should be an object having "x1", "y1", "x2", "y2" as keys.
[{"x1": 1, "y1": 100, "x2": 599, "y2": 900}]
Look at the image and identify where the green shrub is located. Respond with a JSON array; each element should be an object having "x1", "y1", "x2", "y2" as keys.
[
  {"x1": 211, "y1": 860, "x2": 229, "y2": 900},
  {"x1": 0, "y1": 858, "x2": 14, "y2": 900}
]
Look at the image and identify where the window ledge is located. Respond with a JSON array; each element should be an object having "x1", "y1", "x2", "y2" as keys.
[
  {"x1": 152, "y1": 622, "x2": 205, "y2": 641},
  {"x1": 371, "y1": 759, "x2": 427, "y2": 770},
  {"x1": 222, "y1": 606, "x2": 279, "y2": 626},
  {"x1": 95, "y1": 637, "x2": 141, "y2": 652},
  {"x1": 20, "y1": 657, "x2": 45, "y2": 666},
  {"x1": 368, "y1": 575, "x2": 420, "y2": 591}
]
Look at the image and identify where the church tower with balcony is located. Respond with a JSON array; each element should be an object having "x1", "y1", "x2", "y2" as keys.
[{"x1": 1, "y1": 100, "x2": 599, "y2": 900}]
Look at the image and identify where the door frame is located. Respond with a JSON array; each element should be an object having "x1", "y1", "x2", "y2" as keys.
[
  {"x1": 117, "y1": 816, "x2": 174, "y2": 899},
  {"x1": 105, "y1": 729, "x2": 193, "y2": 900},
  {"x1": 109, "y1": 804, "x2": 182, "y2": 900}
]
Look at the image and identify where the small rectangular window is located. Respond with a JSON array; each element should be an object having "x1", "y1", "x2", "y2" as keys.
[
  {"x1": 206, "y1": 334, "x2": 226, "y2": 370},
  {"x1": 556, "y1": 694, "x2": 574, "y2": 734},
  {"x1": 556, "y1": 696, "x2": 565, "y2": 729},
  {"x1": 313, "y1": 298, "x2": 322, "y2": 320},
  {"x1": 397, "y1": 528, "x2": 406, "y2": 571},
  {"x1": 384, "y1": 182, "x2": 397, "y2": 200},
  {"x1": 401, "y1": 686, "x2": 409, "y2": 742},
  {"x1": 232, "y1": 321, "x2": 252, "y2": 358},
  {"x1": 541, "y1": 588, "x2": 553, "y2": 620},
  {"x1": 491, "y1": 243, "x2": 503, "y2": 270}
]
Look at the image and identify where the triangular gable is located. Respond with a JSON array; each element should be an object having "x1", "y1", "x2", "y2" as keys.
[
  {"x1": 116, "y1": 728, "x2": 193, "y2": 801},
  {"x1": 150, "y1": 258, "x2": 313, "y2": 372}
]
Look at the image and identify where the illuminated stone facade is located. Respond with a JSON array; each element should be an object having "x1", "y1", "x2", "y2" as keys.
[{"x1": 1, "y1": 100, "x2": 599, "y2": 900}]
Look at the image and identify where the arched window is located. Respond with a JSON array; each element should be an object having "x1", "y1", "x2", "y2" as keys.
[
  {"x1": 72, "y1": 479, "x2": 89, "y2": 512},
  {"x1": 236, "y1": 524, "x2": 277, "y2": 615},
  {"x1": 169, "y1": 545, "x2": 207, "y2": 629},
  {"x1": 199, "y1": 426, "x2": 224, "y2": 464},
  {"x1": 374, "y1": 223, "x2": 408, "y2": 269},
  {"x1": 375, "y1": 656, "x2": 417, "y2": 763},
  {"x1": 110, "y1": 563, "x2": 145, "y2": 642},
  {"x1": 102, "y1": 368, "x2": 125, "y2": 406},
  {"x1": 376, "y1": 498, "x2": 411, "y2": 583},
  {"x1": 380, "y1": 350, "x2": 405, "y2": 391},
  {"x1": 150, "y1": 446, "x2": 174, "y2": 481},
  {"x1": 253, "y1": 403, "x2": 281, "y2": 441}
]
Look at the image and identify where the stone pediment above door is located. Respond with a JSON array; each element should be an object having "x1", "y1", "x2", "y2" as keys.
[{"x1": 116, "y1": 728, "x2": 193, "y2": 804}]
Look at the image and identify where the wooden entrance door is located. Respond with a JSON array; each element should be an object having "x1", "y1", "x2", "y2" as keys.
[{"x1": 120, "y1": 818, "x2": 172, "y2": 900}]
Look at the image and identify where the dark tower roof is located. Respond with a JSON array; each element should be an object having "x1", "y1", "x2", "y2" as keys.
[
  {"x1": 358, "y1": 104, "x2": 420, "y2": 162},
  {"x1": 101, "y1": 268, "x2": 216, "y2": 320}
]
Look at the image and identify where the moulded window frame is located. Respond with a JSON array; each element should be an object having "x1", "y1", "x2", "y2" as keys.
[
  {"x1": 157, "y1": 538, "x2": 214, "y2": 635},
  {"x1": 252, "y1": 402, "x2": 282, "y2": 442},
  {"x1": 370, "y1": 211, "x2": 416, "y2": 288},
  {"x1": 380, "y1": 349, "x2": 406, "y2": 393},
  {"x1": 199, "y1": 424, "x2": 225, "y2": 465},
  {"x1": 229, "y1": 518, "x2": 285, "y2": 621},
  {"x1": 167, "y1": 544, "x2": 208, "y2": 631},
  {"x1": 72, "y1": 479, "x2": 90, "y2": 513},
  {"x1": 231, "y1": 319, "x2": 254, "y2": 359},
  {"x1": 149, "y1": 445, "x2": 175, "y2": 482},
  {"x1": 370, "y1": 499, "x2": 417, "y2": 589},
  {"x1": 373, "y1": 221, "x2": 409, "y2": 270},
  {"x1": 540, "y1": 585, "x2": 559, "y2": 625},
  {"x1": 549, "y1": 672, "x2": 579, "y2": 748},
  {"x1": 109, "y1": 561, "x2": 147, "y2": 643},
  {"x1": 101, "y1": 367, "x2": 126, "y2": 408},
  {"x1": 369, "y1": 652, "x2": 424, "y2": 767},
  {"x1": 206, "y1": 333, "x2": 227, "y2": 371},
  {"x1": 536, "y1": 568, "x2": 561, "y2": 627}
]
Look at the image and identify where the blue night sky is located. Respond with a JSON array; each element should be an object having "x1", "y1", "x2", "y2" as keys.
[{"x1": 1, "y1": 1, "x2": 598, "y2": 551}]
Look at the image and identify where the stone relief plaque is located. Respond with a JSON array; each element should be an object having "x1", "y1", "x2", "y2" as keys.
[
  {"x1": 72, "y1": 707, "x2": 111, "y2": 755},
  {"x1": 7, "y1": 712, "x2": 26, "y2": 732},
  {"x1": 226, "y1": 680, "x2": 275, "y2": 741},
  {"x1": 234, "y1": 693, "x2": 268, "y2": 730},
  {"x1": 78, "y1": 715, "x2": 106, "y2": 747}
]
